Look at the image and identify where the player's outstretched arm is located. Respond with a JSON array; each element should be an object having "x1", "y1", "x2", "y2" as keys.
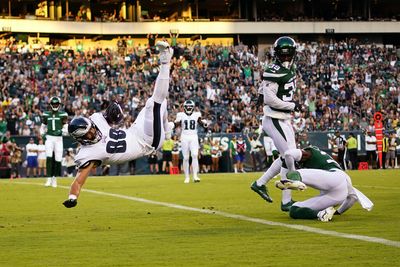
[{"x1": 63, "y1": 161, "x2": 96, "y2": 208}]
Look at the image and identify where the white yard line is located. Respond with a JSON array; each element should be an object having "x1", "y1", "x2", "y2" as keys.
[{"x1": 5, "y1": 181, "x2": 400, "y2": 248}]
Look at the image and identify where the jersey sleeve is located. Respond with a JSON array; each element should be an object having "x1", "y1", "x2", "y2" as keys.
[
  {"x1": 74, "y1": 146, "x2": 103, "y2": 169},
  {"x1": 262, "y1": 81, "x2": 295, "y2": 111}
]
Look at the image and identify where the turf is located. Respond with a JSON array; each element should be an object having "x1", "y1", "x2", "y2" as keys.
[{"x1": 0, "y1": 169, "x2": 399, "y2": 266}]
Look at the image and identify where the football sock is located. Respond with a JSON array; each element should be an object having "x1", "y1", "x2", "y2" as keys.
[
  {"x1": 192, "y1": 156, "x2": 199, "y2": 178},
  {"x1": 183, "y1": 158, "x2": 190, "y2": 179},
  {"x1": 46, "y1": 157, "x2": 53, "y2": 177},
  {"x1": 54, "y1": 161, "x2": 62, "y2": 177},
  {"x1": 256, "y1": 157, "x2": 281, "y2": 186},
  {"x1": 152, "y1": 64, "x2": 170, "y2": 104},
  {"x1": 289, "y1": 206, "x2": 318, "y2": 219}
]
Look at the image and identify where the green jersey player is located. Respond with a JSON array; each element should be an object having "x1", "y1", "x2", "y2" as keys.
[
  {"x1": 276, "y1": 146, "x2": 373, "y2": 222},
  {"x1": 41, "y1": 97, "x2": 68, "y2": 187},
  {"x1": 251, "y1": 36, "x2": 301, "y2": 211}
]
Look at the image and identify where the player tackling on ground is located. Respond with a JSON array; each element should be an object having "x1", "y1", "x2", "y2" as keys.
[
  {"x1": 63, "y1": 41, "x2": 173, "y2": 208},
  {"x1": 174, "y1": 100, "x2": 208, "y2": 183},
  {"x1": 251, "y1": 36, "x2": 301, "y2": 211},
  {"x1": 276, "y1": 146, "x2": 373, "y2": 222}
]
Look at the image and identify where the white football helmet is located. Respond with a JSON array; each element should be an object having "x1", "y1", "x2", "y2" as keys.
[{"x1": 183, "y1": 100, "x2": 195, "y2": 115}]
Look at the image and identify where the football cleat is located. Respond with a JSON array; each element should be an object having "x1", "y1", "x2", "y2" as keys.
[
  {"x1": 44, "y1": 177, "x2": 52, "y2": 187},
  {"x1": 317, "y1": 207, "x2": 336, "y2": 222},
  {"x1": 184, "y1": 178, "x2": 190, "y2": 184},
  {"x1": 194, "y1": 177, "x2": 201, "y2": 183},
  {"x1": 275, "y1": 180, "x2": 307, "y2": 191},
  {"x1": 156, "y1": 41, "x2": 173, "y2": 64},
  {"x1": 281, "y1": 199, "x2": 296, "y2": 212},
  {"x1": 250, "y1": 181, "x2": 273, "y2": 203},
  {"x1": 63, "y1": 199, "x2": 78, "y2": 208}
]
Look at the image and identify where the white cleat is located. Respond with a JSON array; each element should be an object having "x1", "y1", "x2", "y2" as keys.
[
  {"x1": 184, "y1": 178, "x2": 190, "y2": 184},
  {"x1": 193, "y1": 177, "x2": 201, "y2": 183},
  {"x1": 44, "y1": 178, "x2": 52, "y2": 187},
  {"x1": 275, "y1": 180, "x2": 307, "y2": 191},
  {"x1": 51, "y1": 177, "x2": 57, "y2": 188},
  {"x1": 156, "y1": 41, "x2": 173, "y2": 64},
  {"x1": 317, "y1": 207, "x2": 336, "y2": 222}
]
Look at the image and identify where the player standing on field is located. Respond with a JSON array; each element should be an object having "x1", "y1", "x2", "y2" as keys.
[
  {"x1": 251, "y1": 36, "x2": 301, "y2": 211},
  {"x1": 174, "y1": 100, "x2": 208, "y2": 183},
  {"x1": 41, "y1": 97, "x2": 68, "y2": 188}
]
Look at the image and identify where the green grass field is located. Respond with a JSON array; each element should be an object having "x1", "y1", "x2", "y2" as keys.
[{"x1": 1, "y1": 170, "x2": 399, "y2": 266}]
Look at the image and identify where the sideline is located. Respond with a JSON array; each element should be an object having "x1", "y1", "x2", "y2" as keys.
[{"x1": 5, "y1": 180, "x2": 400, "y2": 248}]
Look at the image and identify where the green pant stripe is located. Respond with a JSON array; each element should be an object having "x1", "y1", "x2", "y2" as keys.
[{"x1": 272, "y1": 118, "x2": 287, "y2": 141}]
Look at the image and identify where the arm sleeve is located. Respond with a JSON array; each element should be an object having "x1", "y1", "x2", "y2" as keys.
[{"x1": 262, "y1": 81, "x2": 295, "y2": 111}]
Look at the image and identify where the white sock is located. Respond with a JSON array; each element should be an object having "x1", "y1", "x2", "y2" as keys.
[
  {"x1": 183, "y1": 158, "x2": 190, "y2": 179},
  {"x1": 192, "y1": 156, "x2": 199, "y2": 178},
  {"x1": 152, "y1": 64, "x2": 170, "y2": 104},
  {"x1": 281, "y1": 190, "x2": 292, "y2": 204},
  {"x1": 234, "y1": 166, "x2": 237, "y2": 173},
  {"x1": 256, "y1": 158, "x2": 282, "y2": 186}
]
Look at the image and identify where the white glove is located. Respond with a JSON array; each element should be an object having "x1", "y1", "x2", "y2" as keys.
[
  {"x1": 40, "y1": 124, "x2": 47, "y2": 136},
  {"x1": 62, "y1": 124, "x2": 69, "y2": 136},
  {"x1": 156, "y1": 41, "x2": 173, "y2": 64}
]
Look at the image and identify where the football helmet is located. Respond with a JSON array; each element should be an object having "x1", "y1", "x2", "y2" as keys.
[
  {"x1": 183, "y1": 100, "x2": 195, "y2": 115},
  {"x1": 274, "y1": 36, "x2": 297, "y2": 69},
  {"x1": 68, "y1": 116, "x2": 102, "y2": 145},
  {"x1": 49, "y1": 96, "x2": 61, "y2": 112},
  {"x1": 103, "y1": 102, "x2": 124, "y2": 125}
]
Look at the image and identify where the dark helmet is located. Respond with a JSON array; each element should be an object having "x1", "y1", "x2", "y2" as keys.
[
  {"x1": 183, "y1": 100, "x2": 195, "y2": 115},
  {"x1": 103, "y1": 102, "x2": 124, "y2": 125},
  {"x1": 49, "y1": 96, "x2": 61, "y2": 112},
  {"x1": 68, "y1": 116, "x2": 102, "y2": 145},
  {"x1": 274, "y1": 36, "x2": 296, "y2": 69}
]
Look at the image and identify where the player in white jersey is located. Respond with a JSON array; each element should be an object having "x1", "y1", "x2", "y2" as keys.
[
  {"x1": 63, "y1": 41, "x2": 174, "y2": 208},
  {"x1": 175, "y1": 100, "x2": 208, "y2": 183}
]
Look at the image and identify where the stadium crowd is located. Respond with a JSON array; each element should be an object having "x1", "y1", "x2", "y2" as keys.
[{"x1": 0, "y1": 36, "x2": 399, "y2": 176}]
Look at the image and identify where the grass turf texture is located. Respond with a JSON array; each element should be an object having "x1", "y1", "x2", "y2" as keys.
[{"x1": 0, "y1": 170, "x2": 399, "y2": 266}]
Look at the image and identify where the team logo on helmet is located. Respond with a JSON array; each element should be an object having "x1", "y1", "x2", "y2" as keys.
[
  {"x1": 273, "y1": 36, "x2": 297, "y2": 69},
  {"x1": 68, "y1": 116, "x2": 102, "y2": 145},
  {"x1": 49, "y1": 97, "x2": 61, "y2": 112},
  {"x1": 183, "y1": 100, "x2": 195, "y2": 115}
]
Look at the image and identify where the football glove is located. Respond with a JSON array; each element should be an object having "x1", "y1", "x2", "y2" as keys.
[{"x1": 63, "y1": 199, "x2": 78, "y2": 208}]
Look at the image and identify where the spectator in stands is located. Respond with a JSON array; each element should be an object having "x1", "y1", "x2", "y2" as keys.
[
  {"x1": 171, "y1": 135, "x2": 181, "y2": 171},
  {"x1": 365, "y1": 130, "x2": 377, "y2": 169},
  {"x1": 346, "y1": 133, "x2": 358, "y2": 170},
  {"x1": 200, "y1": 138, "x2": 211, "y2": 173},
  {"x1": 229, "y1": 135, "x2": 238, "y2": 173},
  {"x1": 161, "y1": 137, "x2": 174, "y2": 174},
  {"x1": 210, "y1": 139, "x2": 221, "y2": 172},
  {"x1": 387, "y1": 132, "x2": 397, "y2": 168},
  {"x1": 63, "y1": 148, "x2": 76, "y2": 177},
  {"x1": 148, "y1": 151, "x2": 159, "y2": 174},
  {"x1": 247, "y1": 132, "x2": 263, "y2": 171},
  {"x1": 382, "y1": 133, "x2": 389, "y2": 169},
  {"x1": 25, "y1": 138, "x2": 38, "y2": 178},
  {"x1": 235, "y1": 135, "x2": 247, "y2": 173},
  {"x1": 9, "y1": 140, "x2": 22, "y2": 179},
  {"x1": 37, "y1": 139, "x2": 46, "y2": 177},
  {"x1": 333, "y1": 131, "x2": 346, "y2": 169}
]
